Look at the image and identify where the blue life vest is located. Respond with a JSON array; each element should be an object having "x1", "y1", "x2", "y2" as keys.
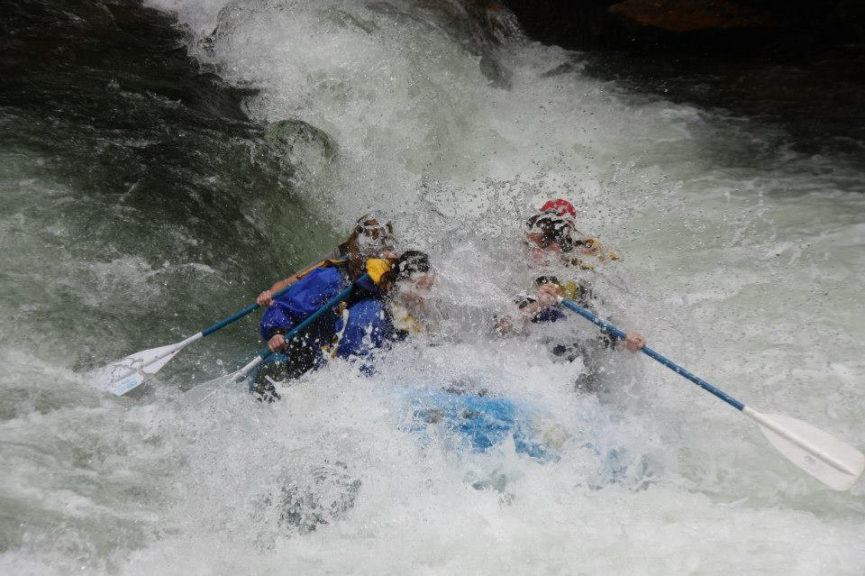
[
  {"x1": 332, "y1": 298, "x2": 405, "y2": 361},
  {"x1": 259, "y1": 266, "x2": 348, "y2": 343},
  {"x1": 532, "y1": 307, "x2": 568, "y2": 323}
]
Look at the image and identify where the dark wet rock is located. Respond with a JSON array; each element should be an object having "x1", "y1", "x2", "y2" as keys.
[
  {"x1": 607, "y1": 0, "x2": 775, "y2": 33},
  {"x1": 0, "y1": 0, "x2": 253, "y2": 122},
  {"x1": 497, "y1": 0, "x2": 865, "y2": 52},
  {"x1": 497, "y1": 0, "x2": 865, "y2": 149},
  {"x1": 263, "y1": 119, "x2": 339, "y2": 174},
  {"x1": 441, "y1": 0, "x2": 525, "y2": 45},
  {"x1": 0, "y1": 0, "x2": 339, "y2": 375},
  {"x1": 434, "y1": 0, "x2": 524, "y2": 88},
  {"x1": 272, "y1": 461, "x2": 362, "y2": 534}
]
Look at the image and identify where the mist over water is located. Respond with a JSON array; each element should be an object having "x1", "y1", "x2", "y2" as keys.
[{"x1": 2, "y1": 0, "x2": 864, "y2": 574}]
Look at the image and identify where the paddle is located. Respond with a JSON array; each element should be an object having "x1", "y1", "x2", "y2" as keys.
[
  {"x1": 182, "y1": 273, "x2": 372, "y2": 406},
  {"x1": 560, "y1": 298, "x2": 865, "y2": 491},
  {"x1": 91, "y1": 276, "x2": 313, "y2": 396},
  {"x1": 231, "y1": 274, "x2": 369, "y2": 384}
]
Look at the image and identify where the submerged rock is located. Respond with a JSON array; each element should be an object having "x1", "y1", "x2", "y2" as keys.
[
  {"x1": 366, "y1": 0, "x2": 522, "y2": 88},
  {"x1": 269, "y1": 461, "x2": 362, "y2": 535},
  {"x1": 262, "y1": 119, "x2": 338, "y2": 178}
]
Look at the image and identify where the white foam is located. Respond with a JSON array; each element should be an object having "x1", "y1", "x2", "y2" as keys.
[{"x1": 3, "y1": 0, "x2": 863, "y2": 572}]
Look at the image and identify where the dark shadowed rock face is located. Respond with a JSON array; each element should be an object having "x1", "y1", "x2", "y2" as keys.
[
  {"x1": 0, "y1": 0, "x2": 253, "y2": 123},
  {"x1": 0, "y1": 0, "x2": 337, "y2": 344},
  {"x1": 496, "y1": 0, "x2": 865, "y2": 52},
  {"x1": 607, "y1": 0, "x2": 775, "y2": 33},
  {"x1": 494, "y1": 0, "x2": 865, "y2": 149}
]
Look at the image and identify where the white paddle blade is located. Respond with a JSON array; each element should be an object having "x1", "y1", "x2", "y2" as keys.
[
  {"x1": 183, "y1": 372, "x2": 238, "y2": 405},
  {"x1": 92, "y1": 343, "x2": 184, "y2": 396},
  {"x1": 182, "y1": 357, "x2": 261, "y2": 404},
  {"x1": 746, "y1": 409, "x2": 865, "y2": 491}
]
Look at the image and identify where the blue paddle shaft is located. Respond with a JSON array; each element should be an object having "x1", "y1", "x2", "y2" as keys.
[
  {"x1": 256, "y1": 274, "x2": 370, "y2": 360},
  {"x1": 201, "y1": 302, "x2": 261, "y2": 337},
  {"x1": 560, "y1": 298, "x2": 746, "y2": 412}
]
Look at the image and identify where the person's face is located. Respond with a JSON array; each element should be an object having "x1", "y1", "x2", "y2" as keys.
[
  {"x1": 525, "y1": 229, "x2": 602, "y2": 264},
  {"x1": 525, "y1": 231, "x2": 563, "y2": 262},
  {"x1": 396, "y1": 272, "x2": 435, "y2": 307},
  {"x1": 354, "y1": 217, "x2": 396, "y2": 258}
]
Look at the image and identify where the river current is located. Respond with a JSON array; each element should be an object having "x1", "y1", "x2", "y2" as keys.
[{"x1": 1, "y1": 1, "x2": 864, "y2": 574}]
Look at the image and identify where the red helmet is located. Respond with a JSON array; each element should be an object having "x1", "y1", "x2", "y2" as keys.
[
  {"x1": 540, "y1": 198, "x2": 576, "y2": 220},
  {"x1": 527, "y1": 199, "x2": 578, "y2": 251}
]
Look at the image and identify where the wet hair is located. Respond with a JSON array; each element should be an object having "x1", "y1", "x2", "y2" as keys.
[
  {"x1": 525, "y1": 212, "x2": 577, "y2": 252},
  {"x1": 395, "y1": 250, "x2": 430, "y2": 280},
  {"x1": 338, "y1": 214, "x2": 396, "y2": 279},
  {"x1": 378, "y1": 250, "x2": 431, "y2": 292}
]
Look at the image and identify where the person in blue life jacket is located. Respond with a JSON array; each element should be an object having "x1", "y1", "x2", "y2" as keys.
[
  {"x1": 322, "y1": 252, "x2": 565, "y2": 462},
  {"x1": 495, "y1": 198, "x2": 646, "y2": 392},
  {"x1": 324, "y1": 252, "x2": 554, "y2": 459},
  {"x1": 328, "y1": 250, "x2": 435, "y2": 373},
  {"x1": 255, "y1": 214, "x2": 397, "y2": 308},
  {"x1": 251, "y1": 214, "x2": 398, "y2": 401}
]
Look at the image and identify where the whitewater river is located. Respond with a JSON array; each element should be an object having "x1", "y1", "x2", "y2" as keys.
[{"x1": 1, "y1": 0, "x2": 864, "y2": 573}]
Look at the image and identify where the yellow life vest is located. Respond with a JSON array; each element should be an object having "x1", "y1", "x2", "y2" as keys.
[
  {"x1": 391, "y1": 303, "x2": 425, "y2": 334},
  {"x1": 365, "y1": 258, "x2": 392, "y2": 286}
]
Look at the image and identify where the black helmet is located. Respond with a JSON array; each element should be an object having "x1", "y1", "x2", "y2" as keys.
[
  {"x1": 526, "y1": 211, "x2": 576, "y2": 252},
  {"x1": 396, "y1": 250, "x2": 430, "y2": 280}
]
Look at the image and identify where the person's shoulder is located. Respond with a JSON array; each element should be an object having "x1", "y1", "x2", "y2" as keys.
[
  {"x1": 300, "y1": 261, "x2": 345, "y2": 280},
  {"x1": 316, "y1": 263, "x2": 345, "y2": 277},
  {"x1": 289, "y1": 264, "x2": 345, "y2": 294},
  {"x1": 292, "y1": 253, "x2": 348, "y2": 279}
]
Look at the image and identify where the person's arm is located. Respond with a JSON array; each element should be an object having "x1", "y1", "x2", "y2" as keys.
[
  {"x1": 257, "y1": 276, "x2": 296, "y2": 306},
  {"x1": 532, "y1": 277, "x2": 648, "y2": 352},
  {"x1": 523, "y1": 283, "x2": 560, "y2": 316},
  {"x1": 619, "y1": 331, "x2": 646, "y2": 352},
  {"x1": 495, "y1": 283, "x2": 561, "y2": 334},
  {"x1": 267, "y1": 333, "x2": 287, "y2": 352},
  {"x1": 256, "y1": 254, "x2": 348, "y2": 306},
  {"x1": 258, "y1": 267, "x2": 345, "y2": 350},
  {"x1": 568, "y1": 281, "x2": 645, "y2": 352}
]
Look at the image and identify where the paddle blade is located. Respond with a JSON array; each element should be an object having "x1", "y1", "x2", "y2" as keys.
[
  {"x1": 183, "y1": 372, "x2": 237, "y2": 405},
  {"x1": 747, "y1": 409, "x2": 865, "y2": 491},
  {"x1": 92, "y1": 343, "x2": 184, "y2": 396}
]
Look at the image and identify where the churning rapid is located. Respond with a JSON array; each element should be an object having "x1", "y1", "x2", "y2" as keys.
[{"x1": 1, "y1": 0, "x2": 864, "y2": 573}]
